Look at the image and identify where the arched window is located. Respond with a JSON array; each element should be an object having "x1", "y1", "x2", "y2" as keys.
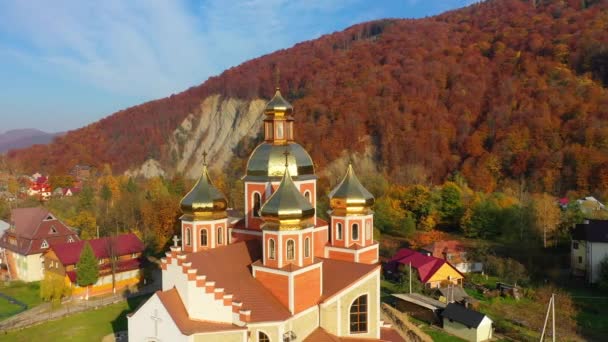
[
  {"x1": 336, "y1": 223, "x2": 343, "y2": 240},
  {"x1": 258, "y1": 331, "x2": 270, "y2": 342},
  {"x1": 217, "y1": 227, "x2": 223, "y2": 245},
  {"x1": 304, "y1": 237, "x2": 310, "y2": 258},
  {"x1": 185, "y1": 228, "x2": 191, "y2": 246},
  {"x1": 200, "y1": 229, "x2": 208, "y2": 246},
  {"x1": 286, "y1": 239, "x2": 295, "y2": 260},
  {"x1": 350, "y1": 295, "x2": 368, "y2": 333},
  {"x1": 365, "y1": 221, "x2": 371, "y2": 240},
  {"x1": 304, "y1": 190, "x2": 311, "y2": 204},
  {"x1": 352, "y1": 223, "x2": 359, "y2": 241},
  {"x1": 269, "y1": 239, "x2": 276, "y2": 260},
  {"x1": 253, "y1": 192, "x2": 261, "y2": 217}
]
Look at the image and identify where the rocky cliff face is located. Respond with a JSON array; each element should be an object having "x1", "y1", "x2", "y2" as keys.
[{"x1": 162, "y1": 95, "x2": 266, "y2": 178}]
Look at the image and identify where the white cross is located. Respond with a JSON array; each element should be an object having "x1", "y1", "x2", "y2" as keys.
[
  {"x1": 151, "y1": 309, "x2": 162, "y2": 337},
  {"x1": 172, "y1": 235, "x2": 180, "y2": 247}
]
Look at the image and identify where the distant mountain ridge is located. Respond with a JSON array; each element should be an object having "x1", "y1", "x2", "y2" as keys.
[
  {"x1": 7, "y1": 0, "x2": 608, "y2": 196},
  {"x1": 0, "y1": 129, "x2": 63, "y2": 153}
]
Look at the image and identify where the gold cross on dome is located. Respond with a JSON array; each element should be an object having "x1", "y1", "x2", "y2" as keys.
[
  {"x1": 202, "y1": 150, "x2": 208, "y2": 165},
  {"x1": 283, "y1": 148, "x2": 290, "y2": 168}
]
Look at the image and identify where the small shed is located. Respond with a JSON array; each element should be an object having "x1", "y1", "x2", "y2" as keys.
[
  {"x1": 441, "y1": 303, "x2": 492, "y2": 342},
  {"x1": 391, "y1": 293, "x2": 446, "y2": 324}
]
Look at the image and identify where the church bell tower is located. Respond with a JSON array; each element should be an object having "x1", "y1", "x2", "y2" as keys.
[{"x1": 179, "y1": 153, "x2": 230, "y2": 252}]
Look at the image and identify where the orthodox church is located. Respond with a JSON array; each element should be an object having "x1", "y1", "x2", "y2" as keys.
[{"x1": 128, "y1": 89, "x2": 403, "y2": 342}]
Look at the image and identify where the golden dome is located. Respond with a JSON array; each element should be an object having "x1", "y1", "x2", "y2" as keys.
[
  {"x1": 180, "y1": 164, "x2": 227, "y2": 219},
  {"x1": 264, "y1": 88, "x2": 293, "y2": 115},
  {"x1": 328, "y1": 164, "x2": 374, "y2": 214},
  {"x1": 244, "y1": 142, "x2": 315, "y2": 181},
  {"x1": 260, "y1": 166, "x2": 315, "y2": 230}
]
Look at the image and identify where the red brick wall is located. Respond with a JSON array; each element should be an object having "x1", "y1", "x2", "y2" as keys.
[
  {"x1": 348, "y1": 218, "x2": 363, "y2": 246},
  {"x1": 264, "y1": 232, "x2": 279, "y2": 268},
  {"x1": 246, "y1": 183, "x2": 266, "y2": 228},
  {"x1": 328, "y1": 250, "x2": 355, "y2": 262},
  {"x1": 294, "y1": 267, "x2": 321, "y2": 313},
  {"x1": 255, "y1": 270, "x2": 289, "y2": 309},
  {"x1": 358, "y1": 246, "x2": 379, "y2": 264},
  {"x1": 182, "y1": 223, "x2": 193, "y2": 252},
  {"x1": 299, "y1": 182, "x2": 315, "y2": 208},
  {"x1": 281, "y1": 234, "x2": 300, "y2": 266},
  {"x1": 313, "y1": 228, "x2": 328, "y2": 257},
  {"x1": 330, "y1": 218, "x2": 346, "y2": 247}
]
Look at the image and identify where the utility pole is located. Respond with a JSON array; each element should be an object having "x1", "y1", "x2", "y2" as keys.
[
  {"x1": 552, "y1": 293, "x2": 555, "y2": 342},
  {"x1": 409, "y1": 262, "x2": 412, "y2": 294},
  {"x1": 540, "y1": 293, "x2": 556, "y2": 341}
]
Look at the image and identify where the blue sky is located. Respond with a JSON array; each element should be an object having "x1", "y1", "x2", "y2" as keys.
[{"x1": 0, "y1": 0, "x2": 477, "y2": 133}]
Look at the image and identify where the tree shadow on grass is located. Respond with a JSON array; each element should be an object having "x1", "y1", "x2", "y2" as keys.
[{"x1": 110, "y1": 294, "x2": 151, "y2": 339}]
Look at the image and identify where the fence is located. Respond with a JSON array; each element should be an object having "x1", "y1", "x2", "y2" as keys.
[
  {"x1": 0, "y1": 284, "x2": 155, "y2": 333},
  {"x1": 381, "y1": 303, "x2": 433, "y2": 342}
]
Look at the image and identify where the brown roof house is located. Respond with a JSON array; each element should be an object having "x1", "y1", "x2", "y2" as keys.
[
  {"x1": 128, "y1": 89, "x2": 403, "y2": 342},
  {"x1": 422, "y1": 240, "x2": 483, "y2": 273},
  {"x1": 44, "y1": 233, "x2": 144, "y2": 298},
  {"x1": 0, "y1": 207, "x2": 79, "y2": 281}
]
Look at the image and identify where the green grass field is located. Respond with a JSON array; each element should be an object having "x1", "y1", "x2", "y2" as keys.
[
  {"x1": 0, "y1": 295, "x2": 148, "y2": 342},
  {"x1": 565, "y1": 285, "x2": 608, "y2": 341},
  {"x1": 0, "y1": 281, "x2": 42, "y2": 321}
]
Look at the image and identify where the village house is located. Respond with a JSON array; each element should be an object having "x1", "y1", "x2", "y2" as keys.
[
  {"x1": 128, "y1": 89, "x2": 403, "y2": 341},
  {"x1": 441, "y1": 303, "x2": 493, "y2": 342},
  {"x1": 421, "y1": 240, "x2": 483, "y2": 273},
  {"x1": 0, "y1": 207, "x2": 79, "y2": 281},
  {"x1": 27, "y1": 174, "x2": 51, "y2": 200},
  {"x1": 71, "y1": 164, "x2": 91, "y2": 181},
  {"x1": 571, "y1": 219, "x2": 608, "y2": 283},
  {"x1": 386, "y1": 248, "x2": 464, "y2": 288},
  {"x1": 44, "y1": 233, "x2": 145, "y2": 298}
]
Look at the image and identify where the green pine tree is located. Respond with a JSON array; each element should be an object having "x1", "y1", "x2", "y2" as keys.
[{"x1": 76, "y1": 242, "x2": 99, "y2": 296}]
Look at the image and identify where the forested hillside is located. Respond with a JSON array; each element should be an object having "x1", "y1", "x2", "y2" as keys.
[{"x1": 8, "y1": 0, "x2": 608, "y2": 196}]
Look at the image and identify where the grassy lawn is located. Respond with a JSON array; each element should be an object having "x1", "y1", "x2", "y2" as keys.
[
  {"x1": 0, "y1": 281, "x2": 42, "y2": 321},
  {"x1": 0, "y1": 281, "x2": 42, "y2": 308},
  {"x1": 0, "y1": 295, "x2": 149, "y2": 342},
  {"x1": 563, "y1": 282, "x2": 608, "y2": 341},
  {"x1": 408, "y1": 317, "x2": 466, "y2": 342},
  {"x1": 0, "y1": 298, "x2": 24, "y2": 320}
]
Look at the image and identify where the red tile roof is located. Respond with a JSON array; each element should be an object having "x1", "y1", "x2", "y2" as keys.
[
  {"x1": 181, "y1": 239, "x2": 378, "y2": 323},
  {"x1": 0, "y1": 207, "x2": 79, "y2": 255},
  {"x1": 422, "y1": 240, "x2": 467, "y2": 263},
  {"x1": 388, "y1": 248, "x2": 454, "y2": 283},
  {"x1": 184, "y1": 240, "x2": 292, "y2": 322},
  {"x1": 157, "y1": 288, "x2": 246, "y2": 336},
  {"x1": 51, "y1": 233, "x2": 144, "y2": 266},
  {"x1": 320, "y1": 258, "x2": 380, "y2": 302}
]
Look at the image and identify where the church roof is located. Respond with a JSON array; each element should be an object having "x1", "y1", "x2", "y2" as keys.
[
  {"x1": 264, "y1": 87, "x2": 293, "y2": 115},
  {"x1": 328, "y1": 164, "x2": 374, "y2": 212},
  {"x1": 180, "y1": 164, "x2": 227, "y2": 218},
  {"x1": 184, "y1": 239, "x2": 292, "y2": 322},
  {"x1": 244, "y1": 142, "x2": 315, "y2": 181},
  {"x1": 175, "y1": 240, "x2": 379, "y2": 323},
  {"x1": 260, "y1": 166, "x2": 315, "y2": 222},
  {"x1": 157, "y1": 288, "x2": 245, "y2": 336}
]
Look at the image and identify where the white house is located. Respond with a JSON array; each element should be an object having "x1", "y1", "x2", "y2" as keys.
[
  {"x1": 441, "y1": 303, "x2": 492, "y2": 342},
  {"x1": 572, "y1": 219, "x2": 608, "y2": 283}
]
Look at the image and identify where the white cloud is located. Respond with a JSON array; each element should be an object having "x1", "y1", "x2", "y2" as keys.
[
  {"x1": 0, "y1": 0, "x2": 477, "y2": 105},
  {"x1": 0, "y1": 0, "x2": 362, "y2": 100}
]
